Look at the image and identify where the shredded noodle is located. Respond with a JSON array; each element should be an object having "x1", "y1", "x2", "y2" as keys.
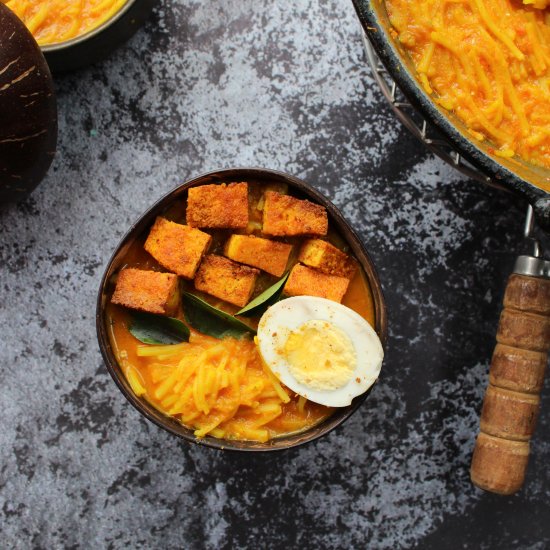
[{"x1": 127, "y1": 333, "x2": 328, "y2": 442}]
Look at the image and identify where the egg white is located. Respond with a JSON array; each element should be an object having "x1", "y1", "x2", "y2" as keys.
[{"x1": 256, "y1": 296, "x2": 384, "y2": 407}]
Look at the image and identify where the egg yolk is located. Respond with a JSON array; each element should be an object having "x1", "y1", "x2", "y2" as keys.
[{"x1": 282, "y1": 320, "x2": 356, "y2": 391}]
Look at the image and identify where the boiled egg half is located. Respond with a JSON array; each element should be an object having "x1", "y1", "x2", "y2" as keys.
[{"x1": 256, "y1": 296, "x2": 383, "y2": 407}]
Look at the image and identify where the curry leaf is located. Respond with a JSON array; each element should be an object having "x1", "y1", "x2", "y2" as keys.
[
  {"x1": 235, "y1": 272, "x2": 290, "y2": 317},
  {"x1": 129, "y1": 312, "x2": 190, "y2": 345},
  {"x1": 182, "y1": 292, "x2": 256, "y2": 339}
]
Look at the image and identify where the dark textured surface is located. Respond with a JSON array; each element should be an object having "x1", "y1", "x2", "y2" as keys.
[{"x1": 1, "y1": 1, "x2": 549, "y2": 548}]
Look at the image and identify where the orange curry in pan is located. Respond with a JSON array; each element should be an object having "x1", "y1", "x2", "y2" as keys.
[{"x1": 387, "y1": 0, "x2": 550, "y2": 172}]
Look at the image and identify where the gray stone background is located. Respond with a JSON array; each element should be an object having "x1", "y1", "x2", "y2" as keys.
[{"x1": 1, "y1": 1, "x2": 549, "y2": 548}]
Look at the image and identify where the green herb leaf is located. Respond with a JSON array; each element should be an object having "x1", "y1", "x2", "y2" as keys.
[
  {"x1": 129, "y1": 312, "x2": 190, "y2": 345},
  {"x1": 235, "y1": 272, "x2": 290, "y2": 317},
  {"x1": 182, "y1": 292, "x2": 256, "y2": 339}
]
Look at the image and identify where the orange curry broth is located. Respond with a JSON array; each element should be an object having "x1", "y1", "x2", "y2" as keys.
[
  {"x1": 387, "y1": 0, "x2": 550, "y2": 177},
  {"x1": 106, "y1": 258, "x2": 375, "y2": 442},
  {"x1": 3, "y1": 0, "x2": 127, "y2": 46},
  {"x1": 105, "y1": 184, "x2": 377, "y2": 442}
]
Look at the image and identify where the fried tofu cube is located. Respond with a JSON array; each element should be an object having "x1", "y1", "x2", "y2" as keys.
[
  {"x1": 186, "y1": 182, "x2": 249, "y2": 229},
  {"x1": 262, "y1": 191, "x2": 328, "y2": 237},
  {"x1": 298, "y1": 239, "x2": 358, "y2": 280},
  {"x1": 144, "y1": 217, "x2": 211, "y2": 279},
  {"x1": 284, "y1": 264, "x2": 349, "y2": 303},
  {"x1": 224, "y1": 234, "x2": 292, "y2": 277},
  {"x1": 194, "y1": 255, "x2": 259, "y2": 307},
  {"x1": 250, "y1": 182, "x2": 289, "y2": 212},
  {"x1": 111, "y1": 268, "x2": 180, "y2": 316}
]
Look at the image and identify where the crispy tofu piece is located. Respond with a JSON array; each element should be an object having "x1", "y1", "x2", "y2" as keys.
[
  {"x1": 194, "y1": 255, "x2": 259, "y2": 307},
  {"x1": 284, "y1": 264, "x2": 349, "y2": 303},
  {"x1": 111, "y1": 268, "x2": 180, "y2": 316},
  {"x1": 250, "y1": 182, "x2": 289, "y2": 213},
  {"x1": 186, "y1": 182, "x2": 249, "y2": 229},
  {"x1": 144, "y1": 217, "x2": 211, "y2": 279},
  {"x1": 245, "y1": 183, "x2": 290, "y2": 234},
  {"x1": 224, "y1": 234, "x2": 292, "y2": 277},
  {"x1": 298, "y1": 239, "x2": 358, "y2": 280},
  {"x1": 262, "y1": 191, "x2": 328, "y2": 237}
]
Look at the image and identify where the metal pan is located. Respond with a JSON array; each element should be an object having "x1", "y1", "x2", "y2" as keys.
[
  {"x1": 353, "y1": 1, "x2": 550, "y2": 494},
  {"x1": 352, "y1": 0, "x2": 550, "y2": 228}
]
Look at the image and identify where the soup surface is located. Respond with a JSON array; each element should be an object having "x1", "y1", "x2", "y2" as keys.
[
  {"x1": 387, "y1": 0, "x2": 550, "y2": 176},
  {"x1": 3, "y1": 0, "x2": 127, "y2": 45},
  {"x1": 105, "y1": 181, "x2": 377, "y2": 443}
]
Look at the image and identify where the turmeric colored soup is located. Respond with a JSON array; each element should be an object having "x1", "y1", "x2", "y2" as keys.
[
  {"x1": 3, "y1": 0, "x2": 128, "y2": 46},
  {"x1": 387, "y1": 0, "x2": 550, "y2": 178},
  {"x1": 106, "y1": 237, "x2": 377, "y2": 444}
]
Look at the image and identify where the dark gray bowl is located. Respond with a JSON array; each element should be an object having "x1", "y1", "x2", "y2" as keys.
[
  {"x1": 352, "y1": 0, "x2": 550, "y2": 227},
  {"x1": 42, "y1": 0, "x2": 156, "y2": 73},
  {"x1": 96, "y1": 167, "x2": 388, "y2": 452}
]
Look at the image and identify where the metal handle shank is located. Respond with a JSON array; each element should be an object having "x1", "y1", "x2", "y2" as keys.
[{"x1": 470, "y1": 273, "x2": 550, "y2": 495}]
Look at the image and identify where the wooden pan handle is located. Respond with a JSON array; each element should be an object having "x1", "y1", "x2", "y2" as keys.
[{"x1": 470, "y1": 273, "x2": 550, "y2": 495}]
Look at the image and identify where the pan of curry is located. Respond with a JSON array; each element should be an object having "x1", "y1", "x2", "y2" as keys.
[
  {"x1": 352, "y1": 0, "x2": 550, "y2": 227},
  {"x1": 353, "y1": 0, "x2": 550, "y2": 494}
]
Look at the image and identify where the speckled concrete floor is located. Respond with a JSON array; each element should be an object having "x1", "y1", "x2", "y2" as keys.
[{"x1": 1, "y1": 1, "x2": 549, "y2": 548}]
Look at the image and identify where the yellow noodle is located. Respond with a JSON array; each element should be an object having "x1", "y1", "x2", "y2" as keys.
[
  {"x1": 253, "y1": 408, "x2": 283, "y2": 427},
  {"x1": 193, "y1": 365, "x2": 209, "y2": 414},
  {"x1": 472, "y1": 0, "x2": 524, "y2": 60},
  {"x1": 194, "y1": 417, "x2": 224, "y2": 438},
  {"x1": 26, "y1": 4, "x2": 49, "y2": 34},
  {"x1": 160, "y1": 394, "x2": 179, "y2": 409},
  {"x1": 137, "y1": 342, "x2": 189, "y2": 357},
  {"x1": 126, "y1": 365, "x2": 146, "y2": 397},
  {"x1": 154, "y1": 366, "x2": 183, "y2": 401}
]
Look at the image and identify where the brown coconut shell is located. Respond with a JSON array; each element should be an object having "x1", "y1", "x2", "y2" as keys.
[{"x1": 0, "y1": 4, "x2": 57, "y2": 204}]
